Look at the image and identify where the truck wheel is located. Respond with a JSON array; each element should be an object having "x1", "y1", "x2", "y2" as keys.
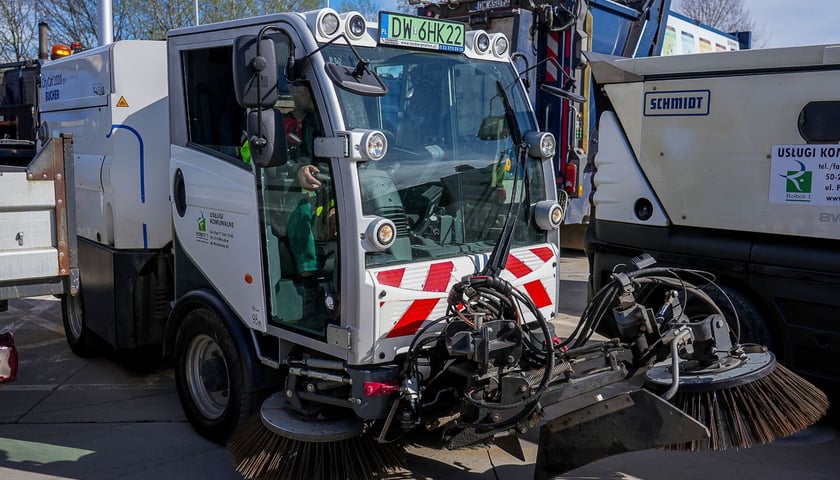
[
  {"x1": 174, "y1": 307, "x2": 254, "y2": 443},
  {"x1": 711, "y1": 285, "x2": 778, "y2": 352},
  {"x1": 61, "y1": 293, "x2": 101, "y2": 357}
]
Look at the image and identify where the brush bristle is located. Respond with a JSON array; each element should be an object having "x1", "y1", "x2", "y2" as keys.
[
  {"x1": 666, "y1": 363, "x2": 830, "y2": 452},
  {"x1": 227, "y1": 416, "x2": 406, "y2": 480}
]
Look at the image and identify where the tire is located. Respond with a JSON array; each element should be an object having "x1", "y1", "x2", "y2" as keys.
[
  {"x1": 61, "y1": 292, "x2": 102, "y2": 358},
  {"x1": 705, "y1": 284, "x2": 778, "y2": 352},
  {"x1": 173, "y1": 307, "x2": 256, "y2": 443}
]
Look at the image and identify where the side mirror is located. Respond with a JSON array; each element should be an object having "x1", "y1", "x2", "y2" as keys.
[
  {"x1": 246, "y1": 109, "x2": 287, "y2": 168},
  {"x1": 233, "y1": 35, "x2": 279, "y2": 108},
  {"x1": 325, "y1": 61, "x2": 387, "y2": 97},
  {"x1": 477, "y1": 115, "x2": 509, "y2": 140},
  {"x1": 540, "y1": 84, "x2": 586, "y2": 104}
]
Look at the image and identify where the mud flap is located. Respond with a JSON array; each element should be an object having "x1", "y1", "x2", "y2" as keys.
[{"x1": 534, "y1": 389, "x2": 708, "y2": 479}]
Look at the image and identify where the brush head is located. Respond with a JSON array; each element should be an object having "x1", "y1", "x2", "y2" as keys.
[
  {"x1": 647, "y1": 351, "x2": 830, "y2": 452},
  {"x1": 228, "y1": 415, "x2": 406, "y2": 480},
  {"x1": 260, "y1": 392, "x2": 362, "y2": 442},
  {"x1": 228, "y1": 393, "x2": 405, "y2": 480},
  {"x1": 646, "y1": 350, "x2": 777, "y2": 392}
]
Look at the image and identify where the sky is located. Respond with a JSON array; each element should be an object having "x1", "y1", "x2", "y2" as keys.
[
  {"x1": 374, "y1": 0, "x2": 840, "y2": 49},
  {"x1": 740, "y1": 0, "x2": 840, "y2": 48}
]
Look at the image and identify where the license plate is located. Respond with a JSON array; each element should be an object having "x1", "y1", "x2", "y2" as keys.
[
  {"x1": 379, "y1": 12, "x2": 466, "y2": 53},
  {"x1": 473, "y1": 0, "x2": 511, "y2": 10}
]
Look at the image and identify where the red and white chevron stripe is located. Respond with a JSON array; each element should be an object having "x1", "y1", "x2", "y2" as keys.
[
  {"x1": 375, "y1": 246, "x2": 556, "y2": 339},
  {"x1": 546, "y1": 31, "x2": 559, "y2": 83}
]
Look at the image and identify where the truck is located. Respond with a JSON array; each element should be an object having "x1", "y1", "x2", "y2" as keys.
[
  {"x1": 0, "y1": 23, "x2": 59, "y2": 168},
  {"x1": 0, "y1": 7, "x2": 825, "y2": 480},
  {"x1": 423, "y1": 0, "x2": 748, "y2": 248},
  {"x1": 0, "y1": 60, "x2": 39, "y2": 166},
  {"x1": 586, "y1": 43, "x2": 840, "y2": 396}
]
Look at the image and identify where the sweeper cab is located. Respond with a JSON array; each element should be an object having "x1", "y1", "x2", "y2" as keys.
[{"x1": 2, "y1": 8, "x2": 826, "y2": 479}]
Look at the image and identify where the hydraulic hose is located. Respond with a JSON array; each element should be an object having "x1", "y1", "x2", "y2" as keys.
[{"x1": 661, "y1": 328, "x2": 690, "y2": 401}]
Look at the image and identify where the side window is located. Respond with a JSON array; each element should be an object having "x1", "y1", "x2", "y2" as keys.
[
  {"x1": 182, "y1": 46, "x2": 245, "y2": 159},
  {"x1": 261, "y1": 81, "x2": 339, "y2": 337}
]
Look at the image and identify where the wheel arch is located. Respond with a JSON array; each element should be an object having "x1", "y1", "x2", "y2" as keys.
[
  {"x1": 165, "y1": 288, "x2": 279, "y2": 392},
  {"x1": 706, "y1": 276, "x2": 784, "y2": 354}
]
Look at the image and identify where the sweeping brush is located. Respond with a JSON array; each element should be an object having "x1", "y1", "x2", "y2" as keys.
[
  {"x1": 584, "y1": 262, "x2": 830, "y2": 452},
  {"x1": 227, "y1": 405, "x2": 405, "y2": 480},
  {"x1": 647, "y1": 348, "x2": 829, "y2": 452}
]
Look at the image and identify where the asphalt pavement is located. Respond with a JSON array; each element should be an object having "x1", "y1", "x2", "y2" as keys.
[{"x1": 1, "y1": 250, "x2": 837, "y2": 480}]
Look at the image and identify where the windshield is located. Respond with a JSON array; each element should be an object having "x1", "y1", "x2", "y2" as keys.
[{"x1": 324, "y1": 45, "x2": 547, "y2": 268}]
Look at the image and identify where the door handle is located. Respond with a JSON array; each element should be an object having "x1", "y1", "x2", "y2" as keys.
[{"x1": 174, "y1": 168, "x2": 187, "y2": 217}]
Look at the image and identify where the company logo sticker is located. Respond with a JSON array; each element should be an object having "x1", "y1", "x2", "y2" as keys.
[
  {"x1": 780, "y1": 160, "x2": 812, "y2": 202},
  {"x1": 644, "y1": 90, "x2": 710, "y2": 116},
  {"x1": 196, "y1": 211, "x2": 209, "y2": 244},
  {"x1": 770, "y1": 145, "x2": 840, "y2": 206}
]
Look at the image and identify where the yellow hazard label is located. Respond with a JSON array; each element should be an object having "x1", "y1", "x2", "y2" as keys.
[{"x1": 116, "y1": 96, "x2": 129, "y2": 107}]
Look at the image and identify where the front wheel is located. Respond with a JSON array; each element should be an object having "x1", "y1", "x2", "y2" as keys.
[
  {"x1": 61, "y1": 292, "x2": 101, "y2": 357},
  {"x1": 173, "y1": 307, "x2": 255, "y2": 443}
]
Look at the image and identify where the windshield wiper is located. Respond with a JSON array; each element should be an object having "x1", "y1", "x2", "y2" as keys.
[{"x1": 483, "y1": 81, "x2": 528, "y2": 277}]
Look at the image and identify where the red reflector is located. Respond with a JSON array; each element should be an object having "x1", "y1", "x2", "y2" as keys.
[
  {"x1": 564, "y1": 162, "x2": 578, "y2": 194},
  {"x1": 0, "y1": 331, "x2": 18, "y2": 383},
  {"x1": 363, "y1": 381, "x2": 399, "y2": 397}
]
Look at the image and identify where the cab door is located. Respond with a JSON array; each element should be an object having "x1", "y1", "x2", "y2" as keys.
[
  {"x1": 258, "y1": 81, "x2": 340, "y2": 340},
  {"x1": 170, "y1": 44, "x2": 268, "y2": 332}
]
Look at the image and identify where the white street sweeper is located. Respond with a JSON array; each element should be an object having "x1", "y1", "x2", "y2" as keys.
[{"x1": 0, "y1": 7, "x2": 827, "y2": 480}]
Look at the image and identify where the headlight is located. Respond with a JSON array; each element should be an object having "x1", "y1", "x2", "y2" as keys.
[
  {"x1": 346, "y1": 13, "x2": 367, "y2": 39},
  {"x1": 362, "y1": 130, "x2": 388, "y2": 161},
  {"x1": 475, "y1": 32, "x2": 490, "y2": 54},
  {"x1": 525, "y1": 131, "x2": 556, "y2": 159},
  {"x1": 492, "y1": 35, "x2": 509, "y2": 57},
  {"x1": 365, "y1": 217, "x2": 397, "y2": 251},
  {"x1": 318, "y1": 11, "x2": 340, "y2": 37},
  {"x1": 533, "y1": 200, "x2": 565, "y2": 230}
]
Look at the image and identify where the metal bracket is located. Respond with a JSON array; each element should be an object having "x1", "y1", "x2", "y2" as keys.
[
  {"x1": 327, "y1": 324, "x2": 352, "y2": 350},
  {"x1": 313, "y1": 135, "x2": 348, "y2": 158}
]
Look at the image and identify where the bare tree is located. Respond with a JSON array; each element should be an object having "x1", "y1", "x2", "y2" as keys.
[
  {"x1": 119, "y1": 0, "x2": 195, "y2": 40},
  {"x1": 0, "y1": 0, "x2": 38, "y2": 62},
  {"x1": 673, "y1": 0, "x2": 754, "y2": 33},
  {"x1": 5, "y1": 0, "x2": 393, "y2": 60},
  {"x1": 395, "y1": 0, "x2": 421, "y2": 14},
  {"x1": 38, "y1": 1, "x2": 99, "y2": 50}
]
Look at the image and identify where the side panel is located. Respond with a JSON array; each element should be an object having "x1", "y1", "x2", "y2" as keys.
[
  {"x1": 0, "y1": 137, "x2": 75, "y2": 301},
  {"x1": 608, "y1": 68, "x2": 840, "y2": 240},
  {"x1": 170, "y1": 145, "x2": 268, "y2": 333},
  {"x1": 592, "y1": 110, "x2": 668, "y2": 226},
  {"x1": 76, "y1": 237, "x2": 159, "y2": 349},
  {"x1": 0, "y1": 173, "x2": 57, "y2": 283},
  {"x1": 40, "y1": 41, "x2": 170, "y2": 250},
  {"x1": 108, "y1": 41, "x2": 171, "y2": 249}
]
